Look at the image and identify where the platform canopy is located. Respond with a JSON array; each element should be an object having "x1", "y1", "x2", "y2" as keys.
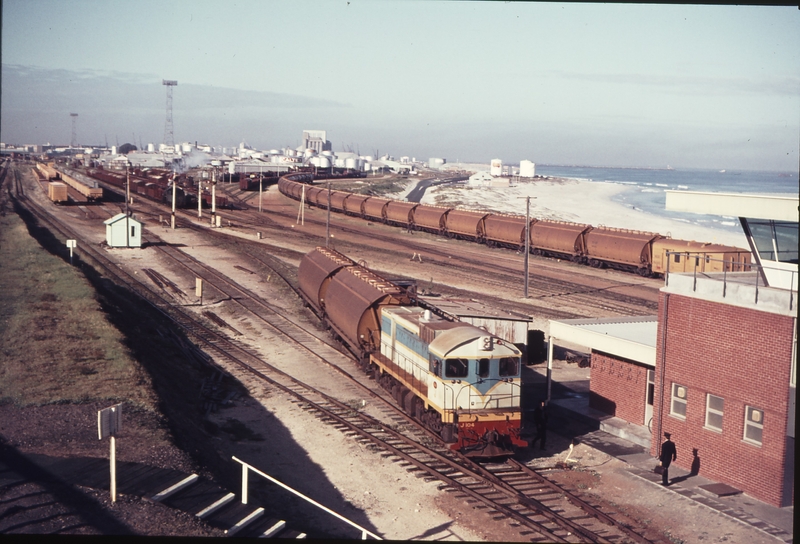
[{"x1": 548, "y1": 316, "x2": 658, "y2": 367}]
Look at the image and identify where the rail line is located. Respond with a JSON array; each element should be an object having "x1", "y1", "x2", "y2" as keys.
[{"x1": 8, "y1": 163, "x2": 658, "y2": 542}]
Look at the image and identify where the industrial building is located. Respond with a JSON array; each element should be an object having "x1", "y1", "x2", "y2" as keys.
[
  {"x1": 547, "y1": 191, "x2": 797, "y2": 507},
  {"x1": 302, "y1": 130, "x2": 332, "y2": 153}
]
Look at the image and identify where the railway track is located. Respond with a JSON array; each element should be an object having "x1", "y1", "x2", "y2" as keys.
[{"x1": 8, "y1": 162, "x2": 659, "y2": 542}]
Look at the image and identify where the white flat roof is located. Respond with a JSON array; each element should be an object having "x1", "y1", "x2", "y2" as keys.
[
  {"x1": 549, "y1": 316, "x2": 658, "y2": 367},
  {"x1": 665, "y1": 191, "x2": 798, "y2": 222}
]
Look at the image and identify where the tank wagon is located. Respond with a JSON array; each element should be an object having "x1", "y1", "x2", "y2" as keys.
[
  {"x1": 299, "y1": 247, "x2": 527, "y2": 457},
  {"x1": 279, "y1": 176, "x2": 750, "y2": 277}
]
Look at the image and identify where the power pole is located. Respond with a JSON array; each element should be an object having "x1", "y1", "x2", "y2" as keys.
[
  {"x1": 70, "y1": 113, "x2": 78, "y2": 148},
  {"x1": 162, "y1": 80, "x2": 178, "y2": 147}
]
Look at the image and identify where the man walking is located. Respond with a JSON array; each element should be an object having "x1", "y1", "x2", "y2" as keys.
[{"x1": 659, "y1": 432, "x2": 677, "y2": 486}]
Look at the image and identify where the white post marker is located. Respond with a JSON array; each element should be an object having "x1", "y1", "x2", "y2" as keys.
[
  {"x1": 66, "y1": 239, "x2": 76, "y2": 265},
  {"x1": 98, "y1": 403, "x2": 123, "y2": 502},
  {"x1": 196, "y1": 277, "x2": 203, "y2": 306}
]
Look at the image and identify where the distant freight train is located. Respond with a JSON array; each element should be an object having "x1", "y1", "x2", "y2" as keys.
[
  {"x1": 299, "y1": 246, "x2": 526, "y2": 457},
  {"x1": 279, "y1": 174, "x2": 751, "y2": 277}
]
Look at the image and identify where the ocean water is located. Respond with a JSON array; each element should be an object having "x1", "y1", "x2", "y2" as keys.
[{"x1": 535, "y1": 166, "x2": 799, "y2": 238}]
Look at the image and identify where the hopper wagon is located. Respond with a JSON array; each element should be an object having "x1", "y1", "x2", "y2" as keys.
[
  {"x1": 481, "y1": 214, "x2": 529, "y2": 249},
  {"x1": 444, "y1": 210, "x2": 490, "y2": 241},
  {"x1": 363, "y1": 197, "x2": 391, "y2": 222},
  {"x1": 384, "y1": 201, "x2": 418, "y2": 228},
  {"x1": 411, "y1": 204, "x2": 451, "y2": 235},
  {"x1": 529, "y1": 220, "x2": 591, "y2": 261},
  {"x1": 582, "y1": 227, "x2": 663, "y2": 275}
]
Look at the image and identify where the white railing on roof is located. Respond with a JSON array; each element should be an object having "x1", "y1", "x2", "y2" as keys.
[{"x1": 665, "y1": 251, "x2": 796, "y2": 312}]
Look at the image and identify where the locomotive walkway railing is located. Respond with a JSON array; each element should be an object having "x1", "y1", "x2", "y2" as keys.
[
  {"x1": 665, "y1": 251, "x2": 796, "y2": 312},
  {"x1": 233, "y1": 456, "x2": 382, "y2": 540}
]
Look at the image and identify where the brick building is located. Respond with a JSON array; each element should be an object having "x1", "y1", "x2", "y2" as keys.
[{"x1": 547, "y1": 191, "x2": 796, "y2": 507}]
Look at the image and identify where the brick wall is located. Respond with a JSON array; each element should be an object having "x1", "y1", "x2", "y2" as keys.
[
  {"x1": 651, "y1": 292, "x2": 794, "y2": 507},
  {"x1": 589, "y1": 351, "x2": 649, "y2": 425}
]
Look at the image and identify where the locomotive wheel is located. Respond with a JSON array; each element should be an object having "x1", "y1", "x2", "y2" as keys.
[
  {"x1": 426, "y1": 410, "x2": 443, "y2": 433},
  {"x1": 441, "y1": 424, "x2": 456, "y2": 443},
  {"x1": 413, "y1": 398, "x2": 425, "y2": 420},
  {"x1": 403, "y1": 391, "x2": 416, "y2": 415}
]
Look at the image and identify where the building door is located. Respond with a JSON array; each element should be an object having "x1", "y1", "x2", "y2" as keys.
[{"x1": 645, "y1": 369, "x2": 655, "y2": 428}]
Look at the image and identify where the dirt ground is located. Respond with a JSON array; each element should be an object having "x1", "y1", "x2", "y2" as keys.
[{"x1": 1, "y1": 167, "x2": 789, "y2": 541}]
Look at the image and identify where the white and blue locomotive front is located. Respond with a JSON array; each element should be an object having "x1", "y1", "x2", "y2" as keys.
[{"x1": 371, "y1": 305, "x2": 527, "y2": 456}]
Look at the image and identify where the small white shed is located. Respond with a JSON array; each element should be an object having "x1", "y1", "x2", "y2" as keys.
[{"x1": 104, "y1": 213, "x2": 143, "y2": 248}]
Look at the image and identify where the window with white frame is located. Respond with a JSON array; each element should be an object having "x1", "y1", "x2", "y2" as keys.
[
  {"x1": 670, "y1": 383, "x2": 687, "y2": 419},
  {"x1": 705, "y1": 394, "x2": 724, "y2": 432},
  {"x1": 743, "y1": 406, "x2": 764, "y2": 446}
]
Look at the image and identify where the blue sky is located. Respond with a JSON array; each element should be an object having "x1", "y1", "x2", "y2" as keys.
[{"x1": 2, "y1": 1, "x2": 798, "y2": 171}]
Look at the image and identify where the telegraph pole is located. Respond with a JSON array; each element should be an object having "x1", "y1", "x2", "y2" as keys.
[
  {"x1": 326, "y1": 179, "x2": 331, "y2": 247},
  {"x1": 517, "y1": 196, "x2": 536, "y2": 298}
]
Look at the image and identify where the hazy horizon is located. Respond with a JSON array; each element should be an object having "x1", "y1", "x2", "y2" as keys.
[{"x1": 2, "y1": 1, "x2": 799, "y2": 173}]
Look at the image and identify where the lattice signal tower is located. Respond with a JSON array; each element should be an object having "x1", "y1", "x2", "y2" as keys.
[
  {"x1": 162, "y1": 80, "x2": 178, "y2": 147},
  {"x1": 70, "y1": 113, "x2": 78, "y2": 147}
]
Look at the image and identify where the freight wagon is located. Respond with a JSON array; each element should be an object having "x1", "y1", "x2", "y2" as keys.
[{"x1": 278, "y1": 176, "x2": 751, "y2": 278}]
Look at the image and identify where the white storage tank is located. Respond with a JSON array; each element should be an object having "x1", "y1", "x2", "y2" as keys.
[
  {"x1": 334, "y1": 158, "x2": 345, "y2": 168},
  {"x1": 111, "y1": 145, "x2": 117, "y2": 155},
  {"x1": 490, "y1": 159, "x2": 503, "y2": 177},
  {"x1": 147, "y1": 143, "x2": 155, "y2": 152},
  {"x1": 519, "y1": 160, "x2": 536, "y2": 178},
  {"x1": 345, "y1": 157, "x2": 357, "y2": 170}
]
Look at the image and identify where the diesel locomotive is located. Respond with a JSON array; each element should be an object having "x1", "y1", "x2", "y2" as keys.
[{"x1": 298, "y1": 246, "x2": 527, "y2": 457}]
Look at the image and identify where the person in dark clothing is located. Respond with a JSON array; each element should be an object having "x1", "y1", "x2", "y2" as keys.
[
  {"x1": 659, "y1": 432, "x2": 677, "y2": 485},
  {"x1": 532, "y1": 400, "x2": 548, "y2": 450}
]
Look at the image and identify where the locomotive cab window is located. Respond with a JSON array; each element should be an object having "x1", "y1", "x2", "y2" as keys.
[
  {"x1": 430, "y1": 357, "x2": 441, "y2": 376},
  {"x1": 477, "y1": 358, "x2": 490, "y2": 378},
  {"x1": 499, "y1": 357, "x2": 520, "y2": 377},
  {"x1": 445, "y1": 358, "x2": 469, "y2": 378}
]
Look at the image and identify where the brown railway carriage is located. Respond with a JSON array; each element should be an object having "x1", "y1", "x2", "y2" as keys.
[
  {"x1": 530, "y1": 220, "x2": 591, "y2": 260},
  {"x1": 651, "y1": 238, "x2": 751, "y2": 275},
  {"x1": 344, "y1": 194, "x2": 370, "y2": 217},
  {"x1": 411, "y1": 204, "x2": 451, "y2": 234},
  {"x1": 444, "y1": 209, "x2": 490, "y2": 241},
  {"x1": 327, "y1": 191, "x2": 350, "y2": 212},
  {"x1": 583, "y1": 227, "x2": 662, "y2": 274},
  {"x1": 304, "y1": 186, "x2": 325, "y2": 206},
  {"x1": 481, "y1": 214, "x2": 529, "y2": 249},
  {"x1": 385, "y1": 201, "x2": 418, "y2": 227},
  {"x1": 363, "y1": 197, "x2": 391, "y2": 222}
]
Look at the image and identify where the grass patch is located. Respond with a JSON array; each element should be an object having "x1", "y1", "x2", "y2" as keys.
[{"x1": 0, "y1": 197, "x2": 158, "y2": 410}]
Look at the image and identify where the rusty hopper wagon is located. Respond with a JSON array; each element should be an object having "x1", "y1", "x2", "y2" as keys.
[{"x1": 583, "y1": 227, "x2": 663, "y2": 275}]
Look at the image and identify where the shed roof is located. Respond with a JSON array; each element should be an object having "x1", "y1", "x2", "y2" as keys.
[
  {"x1": 549, "y1": 316, "x2": 657, "y2": 366},
  {"x1": 104, "y1": 213, "x2": 143, "y2": 226}
]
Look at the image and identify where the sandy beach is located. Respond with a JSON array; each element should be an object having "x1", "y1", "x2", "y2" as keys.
[{"x1": 408, "y1": 177, "x2": 748, "y2": 249}]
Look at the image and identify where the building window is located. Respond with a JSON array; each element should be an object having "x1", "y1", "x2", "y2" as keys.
[
  {"x1": 705, "y1": 394, "x2": 724, "y2": 432},
  {"x1": 670, "y1": 383, "x2": 687, "y2": 419},
  {"x1": 743, "y1": 406, "x2": 763, "y2": 446}
]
